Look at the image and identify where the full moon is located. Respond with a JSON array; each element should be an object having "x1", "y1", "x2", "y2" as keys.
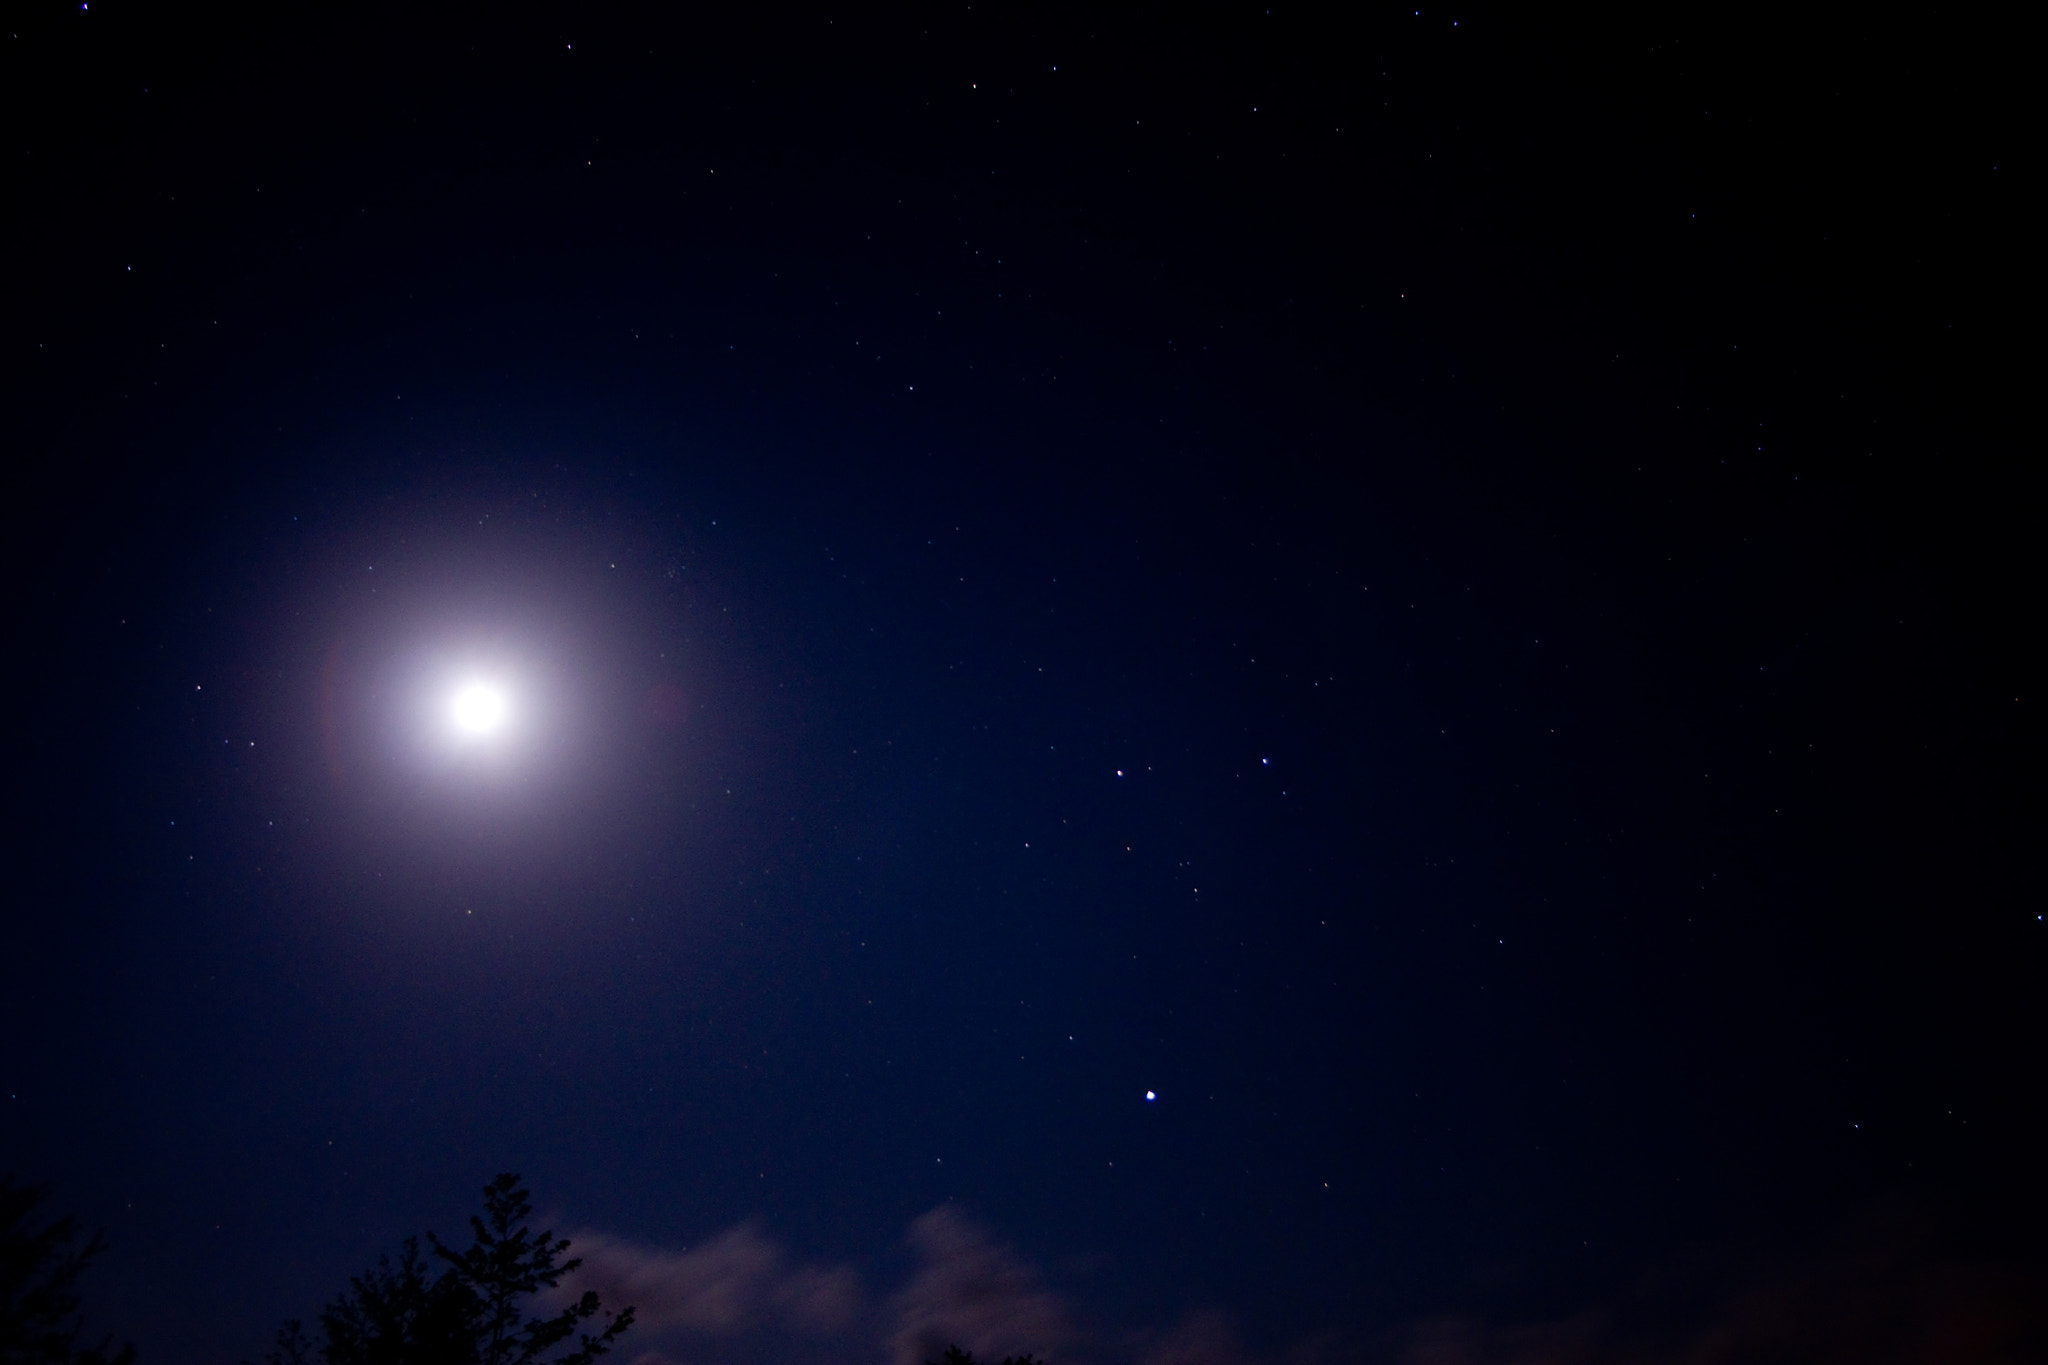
[{"x1": 449, "y1": 681, "x2": 510, "y2": 736}]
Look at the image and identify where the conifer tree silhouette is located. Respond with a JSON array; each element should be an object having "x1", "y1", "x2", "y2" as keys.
[
  {"x1": 925, "y1": 1347, "x2": 1043, "y2": 1365},
  {"x1": 255, "y1": 1174, "x2": 631, "y2": 1365},
  {"x1": 0, "y1": 1176, "x2": 136, "y2": 1365},
  {"x1": 425, "y1": 1175, "x2": 629, "y2": 1365}
]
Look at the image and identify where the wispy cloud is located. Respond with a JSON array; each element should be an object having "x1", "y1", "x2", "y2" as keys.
[
  {"x1": 1134, "y1": 1310, "x2": 1256, "y2": 1365},
  {"x1": 562, "y1": 1205, "x2": 1083, "y2": 1364},
  {"x1": 886, "y1": 1206, "x2": 1081, "y2": 1365},
  {"x1": 1392, "y1": 1207, "x2": 2048, "y2": 1365},
  {"x1": 558, "y1": 1198, "x2": 2045, "y2": 1365},
  {"x1": 565, "y1": 1220, "x2": 863, "y2": 1339}
]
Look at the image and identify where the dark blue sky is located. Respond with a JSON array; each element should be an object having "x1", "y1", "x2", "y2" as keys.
[{"x1": 3, "y1": 6, "x2": 2037, "y2": 1362}]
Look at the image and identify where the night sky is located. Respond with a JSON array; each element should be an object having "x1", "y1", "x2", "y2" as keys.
[{"x1": 3, "y1": 5, "x2": 2038, "y2": 1363}]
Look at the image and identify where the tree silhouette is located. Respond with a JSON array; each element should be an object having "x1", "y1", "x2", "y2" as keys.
[
  {"x1": 425, "y1": 1175, "x2": 629, "y2": 1365},
  {"x1": 256, "y1": 1175, "x2": 631, "y2": 1365},
  {"x1": 293, "y1": 1237, "x2": 477, "y2": 1365},
  {"x1": 0, "y1": 1176, "x2": 136, "y2": 1365},
  {"x1": 925, "y1": 1348, "x2": 1042, "y2": 1365}
]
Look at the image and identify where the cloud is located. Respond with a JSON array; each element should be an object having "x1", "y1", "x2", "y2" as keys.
[
  {"x1": 1398, "y1": 1313, "x2": 1605, "y2": 1365},
  {"x1": 1393, "y1": 1208, "x2": 2048, "y2": 1365},
  {"x1": 566, "y1": 1205, "x2": 1083, "y2": 1364},
  {"x1": 886, "y1": 1205, "x2": 1081, "y2": 1365},
  {"x1": 554, "y1": 1196, "x2": 2040, "y2": 1365},
  {"x1": 1136, "y1": 1310, "x2": 1256, "y2": 1365},
  {"x1": 564, "y1": 1220, "x2": 864, "y2": 1339}
]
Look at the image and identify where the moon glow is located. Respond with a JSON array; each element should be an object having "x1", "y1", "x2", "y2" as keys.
[{"x1": 449, "y1": 681, "x2": 510, "y2": 736}]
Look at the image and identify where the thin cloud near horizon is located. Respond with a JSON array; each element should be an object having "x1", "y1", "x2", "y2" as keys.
[{"x1": 559, "y1": 1199, "x2": 2046, "y2": 1365}]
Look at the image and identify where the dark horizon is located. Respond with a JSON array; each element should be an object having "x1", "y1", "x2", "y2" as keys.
[{"x1": 3, "y1": 5, "x2": 2037, "y2": 1362}]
